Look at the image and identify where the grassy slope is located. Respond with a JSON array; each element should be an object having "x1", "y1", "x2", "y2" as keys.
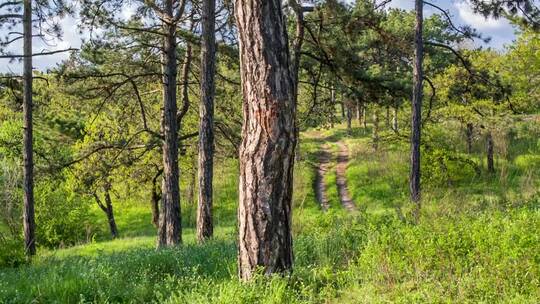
[{"x1": 1, "y1": 123, "x2": 540, "y2": 303}]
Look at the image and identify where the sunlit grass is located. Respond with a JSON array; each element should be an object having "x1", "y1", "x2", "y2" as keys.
[{"x1": 1, "y1": 122, "x2": 539, "y2": 303}]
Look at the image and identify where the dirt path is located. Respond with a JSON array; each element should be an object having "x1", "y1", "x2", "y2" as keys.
[
  {"x1": 315, "y1": 145, "x2": 331, "y2": 211},
  {"x1": 314, "y1": 140, "x2": 357, "y2": 212},
  {"x1": 335, "y1": 141, "x2": 357, "y2": 212}
]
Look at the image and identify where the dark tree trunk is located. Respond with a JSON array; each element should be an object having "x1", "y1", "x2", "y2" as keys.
[
  {"x1": 486, "y1": 131, "x2": 495, "y2": 173},
  {"x1": 150, "y1": 170, "x2": 162, "y2": 228},
  {"x1": 197, "y1": 0, "x2": 217, "y2": 243},
  {"x1": 372, "y1": 109, "x2": 379, "y2": 151},
  {"x1": 392, "y1": 106, "x2": 399, "y2": 131},
  {"x1": 235, "y1": 0, "x2": 295, "y2": 280},
  {"x1": 187, "y1": 166, "x2": 196, "y2": 205},
  {"x1": 103, "y1": 190, "x2": 118, "y2": 239},
  {"x1": 363, "y1": 106, "x2": 367, "y2": 129},
  {"x1": 94, "y1": 190, "x2": 118, "y2": 239},
  {"x1": 410, "y1": 0, "x2": 424, "y2": 212},
  {"x1": 346, "y1": 103, "x2": 352, "y2": 134},
  {"x1": 356, "y1": 100, "x2": 362, "y2": 127},
  {"x1": 290, "y1": 0, "x2": 305, "y2": 162},
  {"x1": 385, "y1": 105, "x2": 391, "y2": 129},
  {"x1": 158, "y1": 0, "x2": 181, "y2": 247},
  {"x1": 289, "y1": 0, "x2": 304, "y2": 99},
  {"x1": 22, "y1": 0, "x2": 35, "y2": 256},
  {"x1": 466, "y1": 123, "x2": 474, "y2": 154}
]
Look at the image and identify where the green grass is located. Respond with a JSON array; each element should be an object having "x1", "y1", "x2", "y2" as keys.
[{"x1": 1, "y1": 122, "x2": 539, "y2": 303}]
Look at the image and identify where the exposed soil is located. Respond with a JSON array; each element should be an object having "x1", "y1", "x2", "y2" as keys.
[
  {"x1": 335, "y1": 141, "x2": 357, "y2": 212},
  {"x1": 315, "y1": 145, "x2": 331, "y2": 211},
  {"x1": 313, "y1": 140, "x2": 357, "y2": 212}
]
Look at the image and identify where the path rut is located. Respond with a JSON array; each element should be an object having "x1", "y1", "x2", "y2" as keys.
[
  {"x1": 315, "y1": 145, "x2": 331, "y2": 211},
  {"x1": 314, "y1": 140, "x2": 357, "y2": 212},
  {"x1": 336, "y1": 141, "x2": 357, "y2": 212}
]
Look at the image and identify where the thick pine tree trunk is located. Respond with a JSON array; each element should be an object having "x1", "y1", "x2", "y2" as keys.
[
  {"x1": 22, "y1": 0, "x2": 36, "y2": 256},
  {"x1": 486, "y1": 131, "x2": 495, "y2": 173},
  {"x1": 235, "y1": 0, "x2": 295, "y2": 280},
  {"x1": 158, "y1": 0, "x2": 181, "y2": 247},
  {"x1": 466, "y1": 123, "x2": 474, "y2": 154},
  {"x1": 197, "y1": 0, "x2": 217, "y2": 243},
  {"x1": 410, "y1": 0, "x2": 424, "y2": 212}
]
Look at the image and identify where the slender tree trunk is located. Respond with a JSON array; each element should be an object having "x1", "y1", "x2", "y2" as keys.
[
  {"x1": 22, "y1": 0, "x2": 35, "y2": 256},
  {"x1": 158, "y1": 0, "x2": 181, "y2": 247},
  {"x1": 151, "y1": 171, "x2": 161, "y2": 228},
  {"x1": 363, "y1": 106, "x2": 367, "y2": 129},
  {"x1": 392, "y1": 106, "x2": 399, "y2": 131},
  {"x1": 466, "y1": 123, "x2": 473, "y2": 154},
  {"x1": 290, "y1": 0, "x2": 304, "y2": 98},
  {"x1": 372, "y1": 109, "x2": 379, "y2": 151},
  {"x1": 103, "y1": 190, "x2": 119, "y2": 239},
  {"x1": 290, "y1": 0, "x2": 304, "y2": 162},
  {"x1": 356, "y1": 100, "x2": 362, "y2": 127},
  {"x1": 486, "y1": 131, "x2": 495, "y2": 173},
  {"x1": 410, "y1": 0, "x2": 424, "y2": 213},
  {"x1": 385, "y1": 105, "x2": 391, "y2": 129},
  {"x1": 93, "y1": 190, "x2": 118, "y2": 239},
  {"x1": 197, "y1": 0, "x2": 217, "y2": 243},
  {"x1": 187, "y1": 166, "x2": 196, "y2": 205},
  {"x1": 346, "y1": 103, "x2": 352, "y2": 134},
  {"x1": 235, "y1": 0, "x2": 295, "y2": 280}
]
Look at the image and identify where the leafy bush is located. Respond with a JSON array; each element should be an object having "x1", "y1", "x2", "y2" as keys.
[
  {"x1": 0, "y1": 236, "x2": 25, "y2": 268},
  {"x1": 514, "y1": 154, "x2": 540, "y2": 170},
  {"x1": 35, "y1": 181, "x2": 93, "y2": 248}
]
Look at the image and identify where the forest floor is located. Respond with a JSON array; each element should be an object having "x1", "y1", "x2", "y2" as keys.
[{"x1": 1, "y1": 122, "x2": 540, "y2": 303}]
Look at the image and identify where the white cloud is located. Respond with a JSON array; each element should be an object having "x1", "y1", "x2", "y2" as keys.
[{"x1": 454, "y1": 1, "x2": 507, "y2": 30}]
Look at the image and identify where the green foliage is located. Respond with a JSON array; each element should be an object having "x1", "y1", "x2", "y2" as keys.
[
  {"x1": 35, "y1": 181, "x2": 92, "y2": 248},
  {"x1": 0, "y1": 237, "x2": 25, "y2": 268}
]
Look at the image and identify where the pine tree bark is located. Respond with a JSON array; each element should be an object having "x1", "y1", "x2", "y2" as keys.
[
  {"x1": 486, "y1": 131, "x2": 495, "y2": 173},
  {"x1": 197, "y1": 0, "x2": 217, "y2": 243},
  {"x1": 22, "y1": 0, "x2": 36, "y2": 256},
  {"x1": 466, "y1": 123, "x2": 474, "y2": 154},
  {"x1": 157, "y1": 0, "x2": 181, "y2": 247},
  {"x1": 410, "y1": 0, "x2": 424, "y2": 209},
  {"x1": 235, "y1": 0, "x2": 295, "y2": 280}
]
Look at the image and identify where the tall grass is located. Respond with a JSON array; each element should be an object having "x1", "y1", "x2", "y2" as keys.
[{"x1": 1, "y1": 123, "x2": 539, "y2": 303}]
